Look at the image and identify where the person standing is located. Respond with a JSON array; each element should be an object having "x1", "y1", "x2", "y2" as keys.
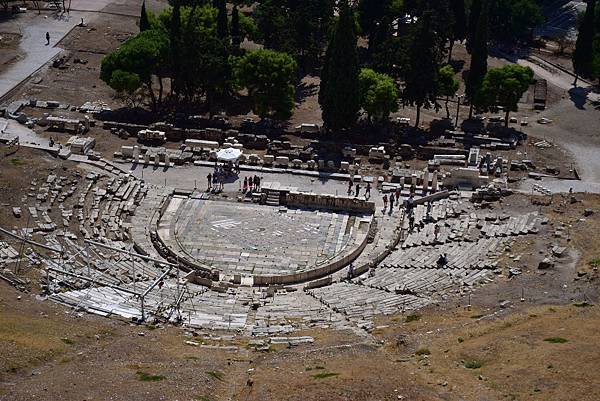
[
  {"x1": 383, "y1": 194, "x2": 388, "y2": 211},
  {"x1": 365, "y1": 182, "x2": 371, "y2": 198},
  {"x1": 46, "y1": 32, "x2": 50, "y2": 45},
  {"x1": 207, "y1": 172, "x2": 212, "y2": 190},
  {"x1": 347, "y1": 179, "x2": 353, "y2": 196},
  {"x1": 434, "y1": 223, "x2": 440, "y2": 241},
  {"x1": 389, "y1": 192, "x2": 395, "y2": 210},
  {"x1": 355, "y1": 183, "x2": 360, "y2": 197}
]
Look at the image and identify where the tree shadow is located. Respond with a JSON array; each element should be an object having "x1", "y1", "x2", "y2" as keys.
[
  {"x1": 295, "y1": 80, "x2": 319, "y2": 104},
  {"x1": 448, "y1": 59, "x2": 465, "y2": 72},
  {"x1": 96, "y1": 107, "x2": 157, "y2": 125},
  {"x1": 568, "y1": 86, "x2": 589, "y2": 110},
  {"x1": 488, "y1": 45, "x2": 530, "y2": 63},
  {"x1": 220, "y1": 94, "x2": 254, "y2": 117},
  {"x1": 0, "y1": 11, "x2": 18, "y2": 22}
]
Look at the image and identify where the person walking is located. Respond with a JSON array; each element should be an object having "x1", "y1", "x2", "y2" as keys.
[
  {"x1": 409, "y1": 214, "x2": 415, "y2": 232},
  {"x1": 355, "y1": 183, "x2": 360, "y2": 197},
  {"x1": 347, "y1": 179, "x2": 353, "y2": 196},
  {"x1": 365, "y1": 182, "x2": 371, "y2": 199},
  {"x1": 45, "y1": 32, "x2": 50, "y2": 46},
  {"x1": 434, "y1": 223, "x2": 440, "y2": 241},
  {"x1": 243, "y1": 176, "x2": 248, "y2": 192},
  {"x1": 207, "y1": 172, "x2": 212, "y2": 190},
  {"x1": 389, "y1": 192, "x2": 395, "y2": 210},
  {"x1": 383, "y1": 194, "x2": 388, "y2": 211},
  {"x1": 406, "y1": 194, "x2": 415, "y2": 215}
]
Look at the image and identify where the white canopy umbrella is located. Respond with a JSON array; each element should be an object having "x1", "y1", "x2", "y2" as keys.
[{"x1": 216, "y1": 147, "x2": 242, "y2": 162}]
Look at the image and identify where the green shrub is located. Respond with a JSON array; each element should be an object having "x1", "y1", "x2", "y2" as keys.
[
  {"x1": 405, "y1": 314, "x2": 421, "y2": 323},
  {"x1": 312, "y1": 372, "x2": 339, "y2": 379},
  {"x1": 206, "y1": 370, "x2": 224, "y2": 381},
  {"x1": 136, "y1": 371, "x2": 165, "y2": 382},
  {"x1": 464, "y1": 360, "x2": 482, "y2": 369},
  {"x1": 544, "y1": 337, "x2": 568, "y2": 344}
]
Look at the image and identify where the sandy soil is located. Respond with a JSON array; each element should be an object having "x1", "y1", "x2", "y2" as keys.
[{"x1": 0, "y1": 15, "x2": 25, "y2": 76}]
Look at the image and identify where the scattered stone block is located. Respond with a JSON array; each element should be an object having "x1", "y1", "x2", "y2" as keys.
[{"x1": 538, "y1": 257, "x2": 554, "y2": 270}]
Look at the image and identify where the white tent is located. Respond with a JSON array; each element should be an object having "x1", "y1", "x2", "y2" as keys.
[{"x1": 216, "y1": 147, "x2": 242, "y2": 162}]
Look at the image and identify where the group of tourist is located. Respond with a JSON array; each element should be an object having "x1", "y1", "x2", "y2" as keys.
[
  {"x1": 242, "y1": 175, "x2": 261, "y2": 193},
  {"x1": 207, "y1": 163, "x2": 233, "y2": 192},
  {"x1": 347, "y1": 179, "x2": 372, "y2": 199},
  {"x1": 206, "y1": 171, "x2": 225, "y2": 191},
  {"x1": 382, "y1": 188, "x2": 412, "y2": 216}
]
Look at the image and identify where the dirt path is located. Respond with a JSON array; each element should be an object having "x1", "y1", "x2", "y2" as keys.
[
  {"x1": 0, "y1": 0, "x2": 137, "y2": 100},
  {"x1": 524, "y1": 97, "x2": 600, "y2": 183}
]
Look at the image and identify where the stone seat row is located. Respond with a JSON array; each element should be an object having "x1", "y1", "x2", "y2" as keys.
[
  {"x1": 382, "y1": 237, "x2": 504, "y2": 270},
  {"x1": 359, "y1": 267, "x2": 492, "y2": 296},
  {"x1": 307, "y1": 282, "x2": 431, "y2": 325}
]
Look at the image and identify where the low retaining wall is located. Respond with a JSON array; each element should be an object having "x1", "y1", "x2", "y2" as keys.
[
  {"x1": 414, "y1": 190, "x2": 453, "y2": 205},
  {"x1": 153, "y1": 195, "x2": 373, "y2": 286},
  {"x1": 252, "y1": 225, "x2": 371, "y2": 285},
  {"x1": 286, "y1": 191, "x2": 375, "y2": 214}
]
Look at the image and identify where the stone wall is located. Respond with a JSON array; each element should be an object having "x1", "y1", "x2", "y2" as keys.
[{"x1": 285, "y1": 191, "x2": 375, "y2": 213}]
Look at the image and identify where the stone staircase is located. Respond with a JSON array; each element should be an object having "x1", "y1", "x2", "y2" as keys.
[{"x1": 265, "y1": 190, "x2": 280, "y2": 206}]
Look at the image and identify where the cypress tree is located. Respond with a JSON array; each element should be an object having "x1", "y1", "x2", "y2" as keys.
[
  {"x1": 216, "y1": 0, "x2": 228, "y2": 39},
  {"x1": 466, "y1": 0, "x2": 481, "y2": 54},
  {"x1": 573, "y1": 0, "x2": 597, "y2": 84},
  {"x1": 231, "y1": 4, "x2": 241, "y2": 48},
  {"x1": 170, "y1": 0, "x2": 182, "y2": 97},
  {"x1": 402, "y1": 10, "x2": 440, "y2": 128},
  {"x1": 140, "y1": 1, "x2": 150, "y2": 32},
  {"x1": 448, "y1": 0, "x2": 466, "y2": 61},
  {"x1": 318, "y1": 2, "x2": 360, "y2": 132},
  {"x1": 465, "y1": 0, "x2": 489, "y2": 118}
]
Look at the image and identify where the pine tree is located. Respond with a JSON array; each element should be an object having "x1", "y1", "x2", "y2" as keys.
[
  {"x1": 466, "y1": 0, "x2": 481, "y2": 54},
  {"x1": 573, "y1": 0, "x2": 597, "y2": 84},
  {"x1": 465, "y1": 0, "x2": 489, "y2": 118},
  {"x1": 231, "y1": 4, "x2": 240, "y2": 48},
  {"x1": 318, "y1": 2, "x2": 360, "y2": 132},
  {"x1": 139, "y1": 0, "x2": 150, "y2": 32},
  {"x1": 448, "y1": 0, "x2": 466, "y2": 61},
  {"x1": 216, "y1": 0, "x2": 228, "y2": 39}
]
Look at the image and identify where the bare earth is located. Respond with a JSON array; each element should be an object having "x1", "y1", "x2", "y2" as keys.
[{"x1": 1, "y1": 2, "x2": 600, "y2": 401}]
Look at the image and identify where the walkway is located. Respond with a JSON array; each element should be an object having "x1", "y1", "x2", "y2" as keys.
[{"x1": 0, "y1": 0, "x2": 130, "y2": 100}]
